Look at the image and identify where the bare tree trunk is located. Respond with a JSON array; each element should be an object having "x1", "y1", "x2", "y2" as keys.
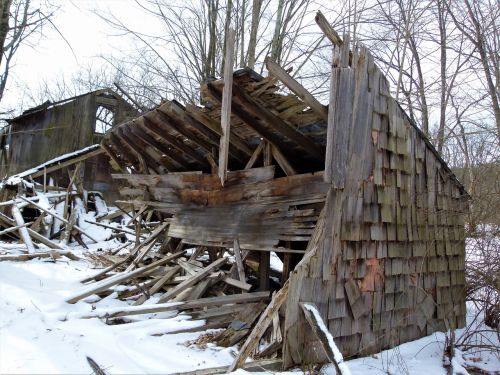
[
  {"x1": 270, "y1": 0, "x2": 284, "y2": 63},
  {"x1": 206, "y1": 0, "x2": 218, "y2": 79},
  {"x1": 0, "y1": 0, "x2": 12, "y2": 67},
  {"x1": 239, "y1": 0, "x2": 246, "y2": 67},
  {"x1": 448, "y1": 0, "x2": 500, "y2": 142},
  {"x1": 247, "y1": 0, "x2": 262, "y2": 69},
  {"x1": 221, "y1": 0, "x2": 233, "y2": 75},
  {"x1": 437, "y1": 0, "x2": 447, "y2": 153}
]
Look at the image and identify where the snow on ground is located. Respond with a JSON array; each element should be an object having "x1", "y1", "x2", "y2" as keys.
[{"x1": 0, "y1": 243, "x2": 498, "y2": 374}]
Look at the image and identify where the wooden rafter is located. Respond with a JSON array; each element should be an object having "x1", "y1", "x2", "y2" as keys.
[
  {"x1": 266, "y1": 58, "x2": 328, "y2": 121},
  {"x1": 206, "y1": 83, "x2": 298, "y2": 158},
  {"x1": 141, "y1": 116, "x2": 210, "y2": 168},
  {"x1": 129, "y1": 120, "x2": 192, "y2": 170},
  {"x1": 185, "y1": 103, "x2": 253, "y2": 156}
]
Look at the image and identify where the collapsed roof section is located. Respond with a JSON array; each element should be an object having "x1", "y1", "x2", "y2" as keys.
[{"x1": 101, "y1": 68, "x2": 328, "y2": 176}]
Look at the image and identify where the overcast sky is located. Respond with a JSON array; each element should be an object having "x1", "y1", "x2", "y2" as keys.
[{"x1": 3, "y1": 0, "x2": 158, "y2": 112}]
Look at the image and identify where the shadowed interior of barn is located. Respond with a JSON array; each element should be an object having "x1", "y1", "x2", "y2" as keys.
[{"x1": 98, "y1": 13, "x2": 469, "y2": 370}]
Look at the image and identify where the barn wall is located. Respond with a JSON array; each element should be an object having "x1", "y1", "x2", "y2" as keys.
[
  {"x1": 283, "y1": 45, "x2": 468, "y2": 367},
  {"x1": 6, "y1": 95, "x2": 97, "y2": 176}
]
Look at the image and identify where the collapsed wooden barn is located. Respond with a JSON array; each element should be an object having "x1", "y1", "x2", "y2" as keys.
[
  {"x1": 97, "y1": 17, "x2": 469, "y2": 371},
  {"x1": 0, "y1": 89, "x2": 137, "y2": 200}
]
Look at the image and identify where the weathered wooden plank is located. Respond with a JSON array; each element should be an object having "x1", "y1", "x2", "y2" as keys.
[
  {"x1": 157, "y1": 257, "x2": 228, "y2": 303},
  {"x1": 315, "y1": 10, "x2": 343, "y2": 47},
  {"x1": 266, "y1": 59, "x2": 328, "y2": 120},
  {"x1": 66, "y1": 251, "x2": 186, "y2": 304},
  {"x1": 219, "y1": 28, "x2": 235, "y2": 185},
  {"x1": 229, "y1": 281, "x2": 289, "y2": 371},
  {"x1": 324, "y1": 64, "x2": 355, "y2": 186},
  {"x1": 75, "y1": 291, "x2": 270, "y2": 319}
]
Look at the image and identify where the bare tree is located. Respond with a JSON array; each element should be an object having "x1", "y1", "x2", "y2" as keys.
[
  {"x1": 0, "y1": 0, "x2": 57, "y2": 104},
  {"x1": 446, "y1": 0, "x2": 500, "y2": 144}
]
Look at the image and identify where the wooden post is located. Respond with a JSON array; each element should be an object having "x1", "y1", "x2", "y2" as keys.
[
  {"x1": 11, "y1": 204, "x2": 35, "y2": 253},
  {"x1": 218, "y1": 28, "x2": 236, "y2": 185},
  {"x1": 43, "y1": 167, "x2": 47, "y2": 193}
]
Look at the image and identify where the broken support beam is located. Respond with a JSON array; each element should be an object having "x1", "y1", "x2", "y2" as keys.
[
  {"x1": 218, "y1": 28, "x2": 235, "y2": 185},
  {"x1": 266, "y1": 58, "x2": 328, "y2": 121},
  {"x1": 228, "y1": 281, "x2": 289, "y2": 371}
]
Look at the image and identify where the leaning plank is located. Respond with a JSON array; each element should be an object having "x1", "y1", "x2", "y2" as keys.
[
  {"x1": 18, "y1": 196, "x2": 98, "y2": 243},
  {"x1": 315, "y1": 10, "x2": 343, "y2": 47},
  {"x1": 272, "y1": 145, "x2": 297, "y2": 176},
  {"x1": 228, "y1": 281, "x2": 289, "y2": 371},
  {"x1": 73, "y1": 291, "x2": 270, "y2": 319},
  {"x1": 157, "y1": 257, "x2": 228, "y2": 303},
  {"x1": 11, "y1": 204, "x2": 35, "y2": 253},
  {"x1": 218, "y1": 28, "x2": 235, "y2": 185},
  {"x1": 66, "y1": 251, "x2": 185, "y2": 304},
  {"x1": 266, "y1": 59, "x2": 328, "y2": 120},
  {"x1": 233, "y1": 238, "x2": 246, "y2": 284},
  {"x1": 0, "y1": 250, "x2": 80, "y2": 262},
  {"x1": 245, "y1": 141, "x2": 264, "y2": 169},
  {"x1": 300, "y1": 303, "x2": 352, "y2": 375}
]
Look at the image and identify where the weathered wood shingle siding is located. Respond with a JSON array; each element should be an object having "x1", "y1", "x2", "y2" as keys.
[{"x1": 282, "y1": 45, "x2": 468, "y2": 367}]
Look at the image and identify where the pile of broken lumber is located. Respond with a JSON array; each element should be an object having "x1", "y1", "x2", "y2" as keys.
[{"x1": 64, "y1": 232, "x2": 289, "y2": 358}]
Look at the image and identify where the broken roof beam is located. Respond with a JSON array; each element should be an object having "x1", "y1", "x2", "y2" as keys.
[
  {"x1": 316, "y1": 10, "x2": 352, "y2": 66},
  {"x1": 166, "y1": 101, "x2": 249, "y2": 164},
  {"x1": 140, "y1": 117, "x2": 210, "y2": 169},
  {"x1": 315, "y1": 11, "x2": 344, "y2": 47},
  {"x1": 128, "y1": 120, "x2": 192, "y2": 171},
  {"x1": 185, "y1": 104, "x2": 254, "y2": 157},
  {"x1": 265, "y1": 59, "x2": 328, "y2": 121},
  {"x1": 206, "y1": 83, "x2": 304, "y2": 161},
  {"x1": 108, "y1": 131, "x2": 143, "y2": 173},
  {"x1": 116, "y1": 127, "x2": 160, "y2": 174},
  {"x1": 101, "y1": 142, "x2": 127, "y2": 173},
  {"x1": 212, "y1": 82, "x2": 325, "y2": 161}
]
